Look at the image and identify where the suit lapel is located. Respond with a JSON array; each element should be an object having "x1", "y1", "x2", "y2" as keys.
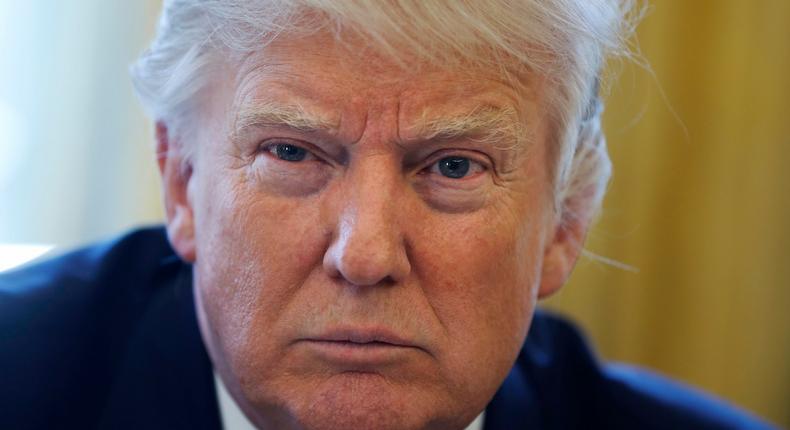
[
  {"x1": 98, "y1": 260, "x2": 221, "y2": 430},
  {"x1": 483, "y1": 358, "x2": 545, "y2": 430}
]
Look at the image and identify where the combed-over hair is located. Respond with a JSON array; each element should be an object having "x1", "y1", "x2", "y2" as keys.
[{"x1": 130, "y1": 0, "x2": 639, "y2": 218}]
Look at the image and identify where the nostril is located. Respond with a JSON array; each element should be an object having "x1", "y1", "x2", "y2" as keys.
[
  {"x1": 380, "y1": 275, "x2": 397, "y2": 286},
  {"x1": 321, "y1": 199, "x2": 412, "y2": 286},
  {"x1": 322, "y1": 237, "x2": 407, "y2": 287},
  {"x1": 337, "y1": 252, "x2": 392, "y2": 286}
]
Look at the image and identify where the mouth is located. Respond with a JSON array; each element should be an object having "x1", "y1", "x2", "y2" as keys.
[
  {"x1": 309, "y1": 328, "x2": 415, "y2": 346},
  {"x1": 299, "y1": 328, "x2": 424, "y2": 367}
]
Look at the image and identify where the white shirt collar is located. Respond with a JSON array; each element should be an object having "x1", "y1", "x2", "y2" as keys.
[{"x1": 214, "y1": 372, "x2": 485, "y2": 430}]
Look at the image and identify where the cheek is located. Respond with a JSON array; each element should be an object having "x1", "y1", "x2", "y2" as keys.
[
  {"x1": 422, "y1": 213, "x2": 541, "y2": 333},
  {"x1": 412, "y1": 196, "x2": 546, "y2": 388},
  {"x1": 192, "y1": 169, "x2": 329, "y2": 375}
]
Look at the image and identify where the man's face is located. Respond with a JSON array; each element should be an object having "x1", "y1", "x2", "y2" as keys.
[{"x1": 175, "y1": 32, "x2": 565, "y2": 429}]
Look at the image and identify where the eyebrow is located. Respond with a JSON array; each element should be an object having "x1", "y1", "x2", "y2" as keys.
[
  {"x1": 232, "y1": 101, "x2": 525, "y2": 150},
  {"x1": 233, "y1": 101, "x2": 340, "y2": 136},
  {"x1": 409, "y1": 105, "x2": 526, "y2": 150}
]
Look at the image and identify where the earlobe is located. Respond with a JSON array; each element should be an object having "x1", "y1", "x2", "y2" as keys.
[
  {"x1": 538, "y1": 211, "x2": 590, "y2": 299},
  {"x1": 156, "y1": 121, "x2": 197, "y2": 263},
  {"x1": 168, "y1": 203, "x2": 197, "y2": 262}
]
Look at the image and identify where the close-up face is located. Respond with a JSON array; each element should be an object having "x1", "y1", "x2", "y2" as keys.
[{"x1": 167, "y1": 32, "x2": 573, "y2": 430}]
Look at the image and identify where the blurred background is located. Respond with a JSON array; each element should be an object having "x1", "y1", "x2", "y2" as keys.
[{"x1": 0, "y1": 0, "x2": 787, "y2": 427}]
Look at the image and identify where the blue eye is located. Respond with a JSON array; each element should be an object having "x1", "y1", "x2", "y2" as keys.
[
  {"x1": 437, "y1": 157, "x2": 471, "y2": 178},
  {"x1": 273, "y1": 143, "x2": 308, "y2": 162}
]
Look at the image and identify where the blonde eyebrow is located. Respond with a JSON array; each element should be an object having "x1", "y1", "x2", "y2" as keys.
[
  {"x1": 233, "y1": 101, "x2": 340, "y2": 136},
  {"x1": 410, "y1": 105, "x2": 525, "y2": 150}
]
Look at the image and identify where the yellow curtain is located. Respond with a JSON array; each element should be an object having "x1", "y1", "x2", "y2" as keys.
[{"x1": 544, "y1": 1, "x2": 790, "y2": 426}]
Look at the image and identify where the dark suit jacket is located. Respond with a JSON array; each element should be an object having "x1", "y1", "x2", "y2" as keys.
[{"x1": 0, "y1": 227, "x2": 776, "y2": 429}]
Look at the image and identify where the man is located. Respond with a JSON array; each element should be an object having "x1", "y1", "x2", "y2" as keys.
[{"x1": 0, "y1": 1, "x2": 776, "y2": 429}]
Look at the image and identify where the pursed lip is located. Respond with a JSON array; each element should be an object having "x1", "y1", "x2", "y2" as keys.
[
  {"x1": 304, "y1": 327, "x2": 419, "y2": 348},
  {"x1": 295, "y1": 327, "x2": 430, "y2": 367}
]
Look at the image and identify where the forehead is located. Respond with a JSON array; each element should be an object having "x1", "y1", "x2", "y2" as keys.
[{"x1": 224, "y1": 32, "x2": 542, "y2": 142}]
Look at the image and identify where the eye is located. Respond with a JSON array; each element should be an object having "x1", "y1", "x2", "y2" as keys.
[
  {"x1": 264, "y1": 142, "x2": 314, "y2": 162},
  {"x1": 429, "y1": 156, "x2": 484, "y2": 179}
]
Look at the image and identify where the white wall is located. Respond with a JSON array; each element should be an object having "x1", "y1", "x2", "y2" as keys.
[{"x1": 0, "y1": 0, "x2": 164, "y2": 248}]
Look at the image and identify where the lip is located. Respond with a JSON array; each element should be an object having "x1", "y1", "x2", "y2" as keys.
[
  {"x1": 308, "y1": 327, "x2": 416, "y2": 347},
  {"x1": 298, "y1": 327, "x2": 424, "y2": 367}
]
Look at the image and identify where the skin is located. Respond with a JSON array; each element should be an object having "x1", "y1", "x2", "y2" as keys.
[{"x1": 157, "y1": 32, "x2": 592, "y2": 430}]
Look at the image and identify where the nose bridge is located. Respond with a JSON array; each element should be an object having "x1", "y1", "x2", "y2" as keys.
[
  {"x1": 347, "y1": 157, "x2": 398, "y2": 230},
  {"x1": 323, "y1": 155, "x2": 411, "y2": 286}
]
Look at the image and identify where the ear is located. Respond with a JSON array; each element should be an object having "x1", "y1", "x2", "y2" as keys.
[
  {"x1": 156, "y1": 121, "x2": 197, "y2": 263},
  {"x1": 538, "y1": 195, "x2": 594, "y2": 299}
]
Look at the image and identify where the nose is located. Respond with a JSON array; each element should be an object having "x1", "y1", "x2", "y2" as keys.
[{"x1": 322, "y1": 159, "x2": 411, "y2": 286}]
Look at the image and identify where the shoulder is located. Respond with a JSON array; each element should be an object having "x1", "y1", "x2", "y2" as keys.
[
  {"x1": 603, "y1": 362, "x2": 776, "y2": 430},
  {"x1": 0, "y1": 226, "x2": 185, "y2": 426},
  {"x1": 487, "y1": 311, "x2": 778, "y2": 430},
  {"x1": 0, "y1": 226, "x2": 178, "y2": 345},
  {"x1": 0, "y1": 226, "x2": 175, "y2": 298},
  {"x1": 0, "y1": 226, "x2": 175, "y2": 303}
]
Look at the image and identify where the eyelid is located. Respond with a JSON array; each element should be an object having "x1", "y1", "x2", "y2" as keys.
[
  {"x1": 259, "y1": 139, "x2": 323, "y2": 162},
  {"x1": 422, "y1": 150, "x2": 492, "y2": 173},
  {"x1": 426, "y1": 159, "x2": 487, "y2": 180}
]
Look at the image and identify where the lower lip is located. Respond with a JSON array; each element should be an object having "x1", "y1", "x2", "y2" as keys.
[{"x1": 300, "y1": 340, "x2": 417, "y2": 366}]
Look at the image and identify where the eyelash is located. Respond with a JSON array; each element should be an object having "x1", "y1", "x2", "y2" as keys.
[{"x1": 259, "y1": 140, "x2": 489, "y2": 179}]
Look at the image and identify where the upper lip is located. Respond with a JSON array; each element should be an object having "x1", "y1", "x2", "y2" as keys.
[{"x1": 306, "y1": 327, "x2": 417, "y2": 348}]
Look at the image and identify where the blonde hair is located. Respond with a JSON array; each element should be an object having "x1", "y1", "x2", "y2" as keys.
[{"x1": 131, "y1": 0, "x2": 640, "y2": 217}]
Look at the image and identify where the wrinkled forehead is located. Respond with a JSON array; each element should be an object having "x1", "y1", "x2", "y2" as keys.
[{"x1": 217, "y1": 30, "x2": 545, "y2": 146}]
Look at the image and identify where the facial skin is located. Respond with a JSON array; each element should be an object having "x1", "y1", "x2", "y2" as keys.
[{"x1": 158, "y1": 31, "x2": 591, "y2": 430}]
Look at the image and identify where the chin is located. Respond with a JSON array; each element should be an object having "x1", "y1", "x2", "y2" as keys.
[{"x1": 265, "y1": 372, "x2": 462, "y2": 430}]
